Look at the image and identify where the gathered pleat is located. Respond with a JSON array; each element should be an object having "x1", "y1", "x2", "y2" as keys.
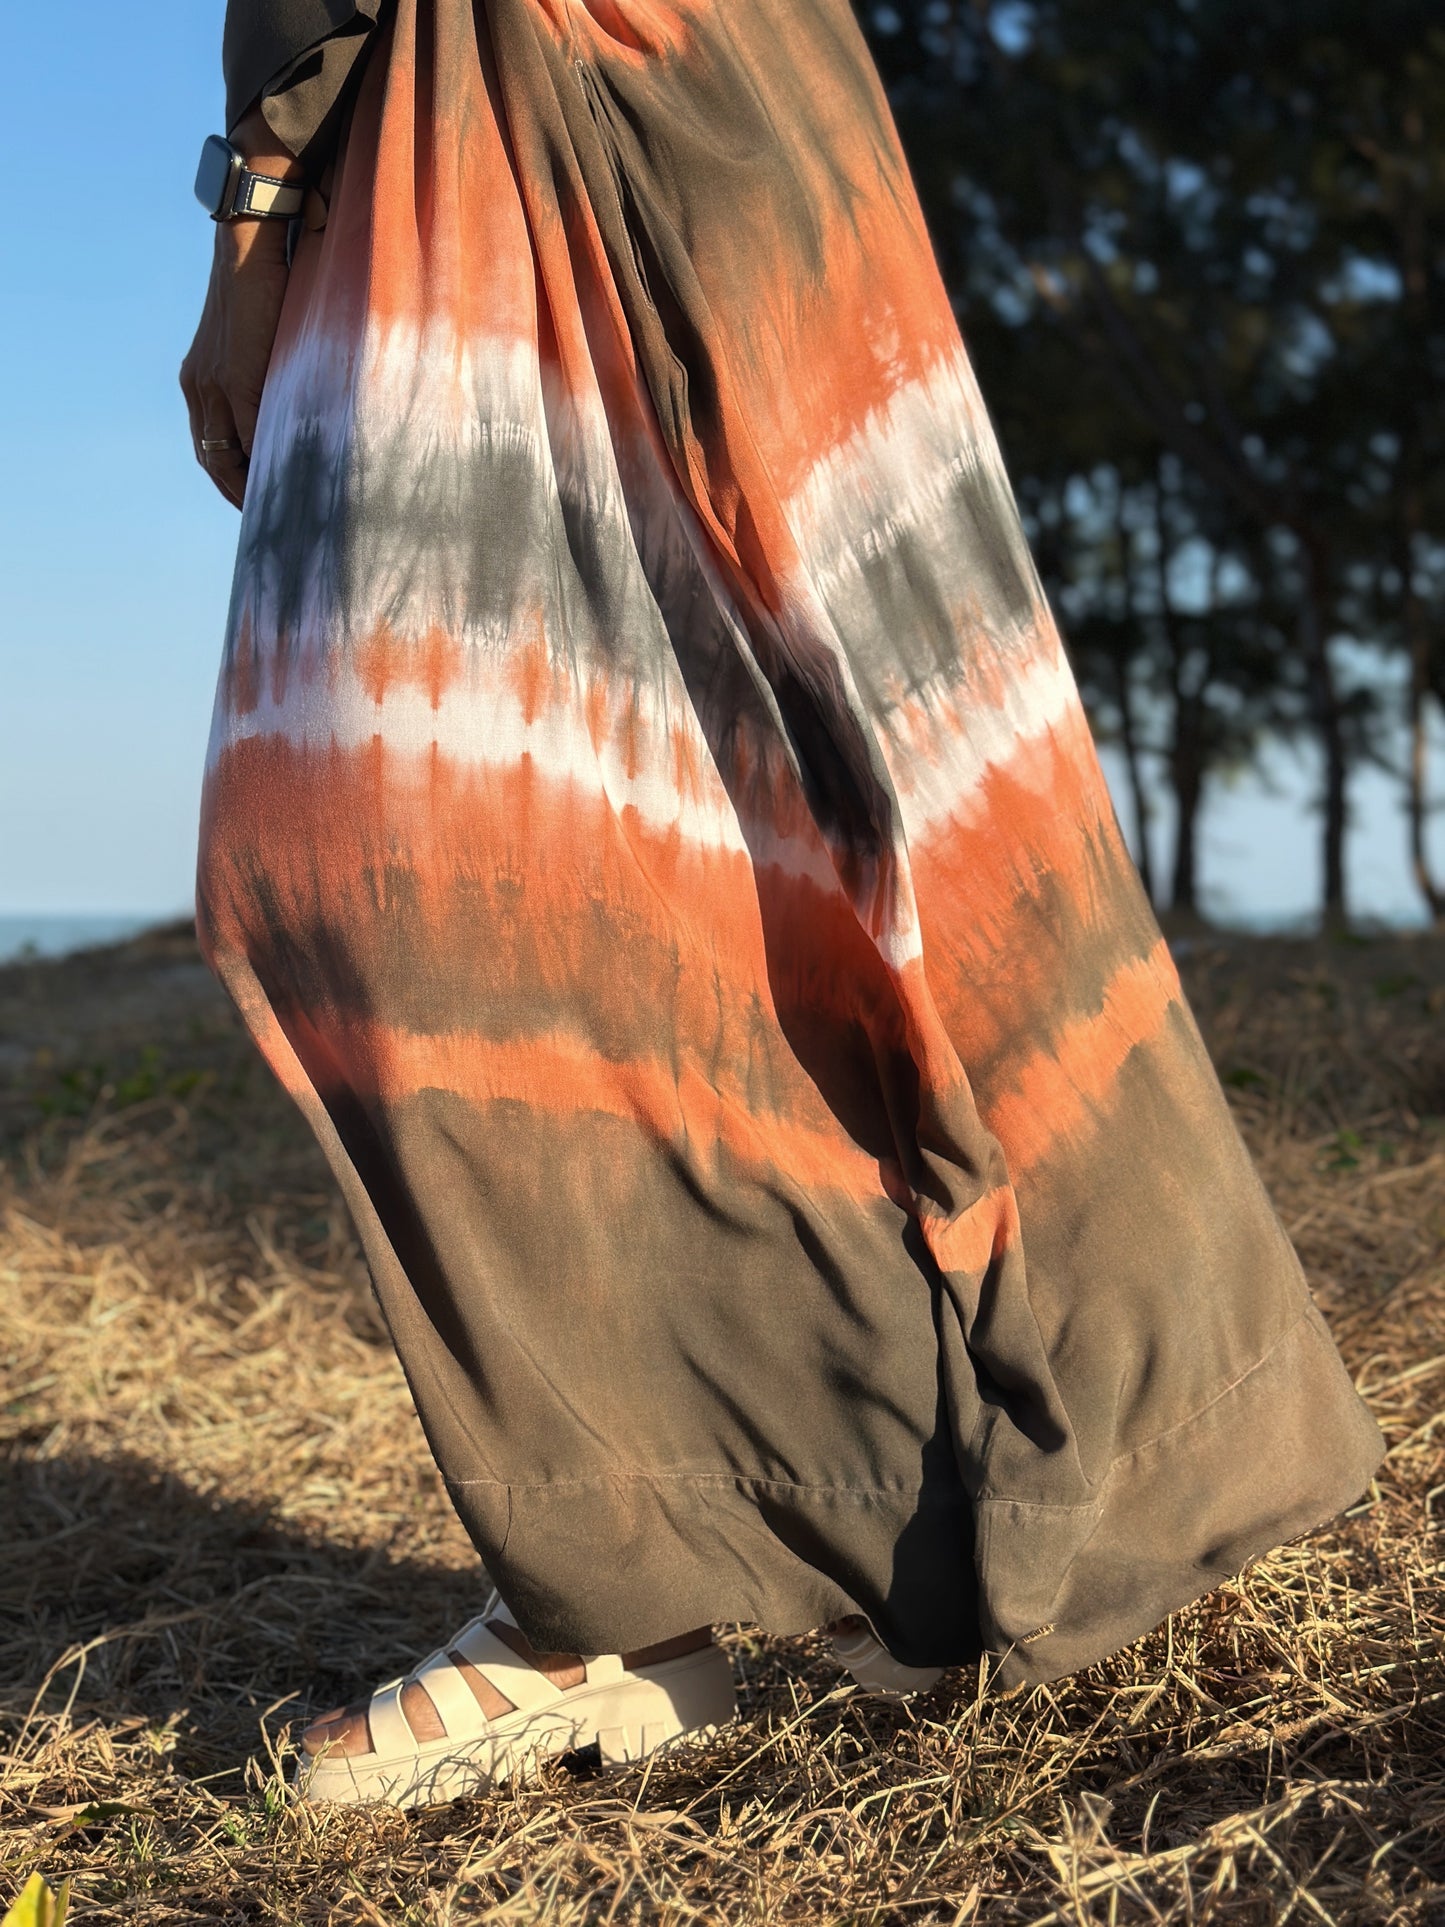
[{"x1": 197, "y1": 0, "x2": 1381, "y2": 1678}]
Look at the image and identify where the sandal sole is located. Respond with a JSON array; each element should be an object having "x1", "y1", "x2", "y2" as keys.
[{"x1": 296, "y1": 1644, "x2": 737, "y2": 1809}]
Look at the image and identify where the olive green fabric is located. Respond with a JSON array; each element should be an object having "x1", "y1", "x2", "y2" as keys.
[
  {"x1": 224, "y1": 0, "x2": 385, "y2": 162},
  {"x1": 207, "y1": 0, "x2": 1383, "y2": 1685}
]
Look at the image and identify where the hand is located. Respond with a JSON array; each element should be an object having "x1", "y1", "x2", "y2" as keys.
[{"x1": 180, "y1": 111, "x2": 299, "y2": 509}]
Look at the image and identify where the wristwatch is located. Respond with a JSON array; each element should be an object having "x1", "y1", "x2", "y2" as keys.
[{"x1": 194, "y1": 134, "x2": 305, "y2": 221}]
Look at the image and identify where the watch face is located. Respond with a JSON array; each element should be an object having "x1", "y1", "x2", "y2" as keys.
[{"x1": 194, "y1": 135, "x2": 241, "y2": 218}]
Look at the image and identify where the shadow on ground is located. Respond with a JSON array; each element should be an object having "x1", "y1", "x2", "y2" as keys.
[{"x1": 2, "y1": 1448, "x2": 492, "y2": 1782}]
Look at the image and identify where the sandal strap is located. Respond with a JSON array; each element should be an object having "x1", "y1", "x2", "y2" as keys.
[
  {"x1": 449, "y1": 1615, "x2": 568, "y2": 1714},
  {"x1": 412, "y1": 1647, "x2": 489, "y2": 1739},
  {"x1": 480, "y1": 1600, "x2": 630, "y2": 1688},
  {"x1": 481, "y1": 1598, "x2": 630, "y2": 1686},
  {"x1": 366, "y1": 1678, "x2": 417, "y2": 1759}
]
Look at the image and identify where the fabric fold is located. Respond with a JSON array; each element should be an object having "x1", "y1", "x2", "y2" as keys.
[
  {"x1": 224, "y1": 0, "x2": 386, "y2": 163},
  {"x1": 199, "y1": 0, "x2": 1381, "y2": 1679}
]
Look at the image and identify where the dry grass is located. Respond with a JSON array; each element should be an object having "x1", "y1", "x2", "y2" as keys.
[{"x1": 1, "y1": 923, "x2": 1443, "y2": 1924}]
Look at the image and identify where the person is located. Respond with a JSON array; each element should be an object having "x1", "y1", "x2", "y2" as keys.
[{"x1": 181, "y1": 0, "x2": 1383, "y2": 1811}]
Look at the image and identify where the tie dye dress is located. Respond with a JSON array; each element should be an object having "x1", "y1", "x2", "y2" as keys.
[{"x1": 198, "y1": 0, "x2": 1382, "y2": 1683}]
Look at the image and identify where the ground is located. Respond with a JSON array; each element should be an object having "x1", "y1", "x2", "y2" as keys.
[{"x1": 1, "y1": 922, "x2": 1442, "y2": 1924}]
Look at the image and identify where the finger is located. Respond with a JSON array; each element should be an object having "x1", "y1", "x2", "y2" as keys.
[
  {"x1": 180, "y1": 360, "x2": 207, "y2": 456},
  {"x1": 230, "y1": 381, "x2": 262, "y2": 463},
  {"x1": 198, "y1": 386, "x2": 249, "y2": 510},
  {"x1": 199, "y1": 437, "x2": 247, "y2": 509},
  {"x1": 205, "y1": 447, "x2": 248, "y2": 510},
  {"x1": 195, "y1": 379, "x2": 239, "y2": 462}
]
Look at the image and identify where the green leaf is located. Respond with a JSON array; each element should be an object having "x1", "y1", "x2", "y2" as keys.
[
  {"x1": 71, "y1": 1801, "x2": 148, "y2": 1827},
  {"x1": 1373, "y1": 973, "x2": 1421, "y2": 1000},
  {"x1": 1223, "y1": 1065, "x2": 1268, "y2": 1090},
  {"x1": 2, "y1": 1874, "x2": 71, "y2": 1927}
]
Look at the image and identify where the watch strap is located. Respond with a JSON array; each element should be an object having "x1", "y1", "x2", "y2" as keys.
[{"x1": 232, "y1": 171, "x2": 305, "y2": 220}]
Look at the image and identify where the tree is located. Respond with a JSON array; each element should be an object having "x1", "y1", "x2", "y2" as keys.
[{"x1": 860, "y1": 0, "x2": 1445, "y2": 927}]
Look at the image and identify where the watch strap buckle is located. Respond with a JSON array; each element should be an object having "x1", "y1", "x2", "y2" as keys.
[{"x1": 231, "y1": 172, "x2": 305, "y2": 220}]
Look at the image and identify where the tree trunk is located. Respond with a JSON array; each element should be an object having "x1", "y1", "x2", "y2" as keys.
[
  {"x1": 1407, "y1": 680, "x2": 1442, "y2": 924},
  {"x1": 1401, "y1": 486, "x2": 1445, "y2": 923},
  {"x1": 1151, "y1": 478, "x2": 1205, "y2": 919},
  {"x1": 1113, "y1": 655, "x2": 1156, "y2": 904},
  {"x1": 1110, "y1": 486, "x2": 1156, "y2": 903},
  {"x1": 1296, "y1": 538, "x2": 1348, "y2": 930},
  {"x1": 1392, "y1": 129, "x2": 1445, "y2": 923},
  {"x1": 1169, "y1": 707, "x2": 1204, "y2": 915}
]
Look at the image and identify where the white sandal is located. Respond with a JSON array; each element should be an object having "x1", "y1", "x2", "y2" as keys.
[
  {"x1": 297, "y1": 1604, "x2": 737, "y2": 1809},
  {"x1": 831, "y1": 1624, "x2": 944, "y2": 1699}
]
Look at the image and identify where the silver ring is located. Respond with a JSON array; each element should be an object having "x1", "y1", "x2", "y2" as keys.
[{"x1": 200, "y1": 437, "x2": 242, "y2": 454}]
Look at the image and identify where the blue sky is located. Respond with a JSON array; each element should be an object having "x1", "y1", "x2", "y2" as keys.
[
  {"x1": 0, "y1": 0, "x2": 1438, "y2": 929},
  {"x1": 1, "y1": 1, "x2": 235, "y2": 915}
]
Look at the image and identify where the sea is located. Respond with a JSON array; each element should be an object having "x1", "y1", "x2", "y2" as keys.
[{"x1": 0, "y1": 914, "x2": 180, "y2": 965}]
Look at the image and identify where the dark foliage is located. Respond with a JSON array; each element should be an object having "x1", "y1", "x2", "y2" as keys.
[{"x1": 858, "y1": 1, "x2": 1445, "y2": 925}]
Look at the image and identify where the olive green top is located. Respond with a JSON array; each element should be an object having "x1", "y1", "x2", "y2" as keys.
[{"x1": 223, "y1": 0, "x2": 386, "y2": 164}]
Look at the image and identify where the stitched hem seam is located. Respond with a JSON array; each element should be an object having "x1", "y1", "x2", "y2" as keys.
[
  {"x1": 444, "y1": 1470, "x2": 963, "y2": 1499},
  {"x1": 976, "y1": 1300, "x2": 1318, "y2": 1513},
  {"x1": 445, "y1": 1306, "x2": 1321, "y2": 1513}
]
